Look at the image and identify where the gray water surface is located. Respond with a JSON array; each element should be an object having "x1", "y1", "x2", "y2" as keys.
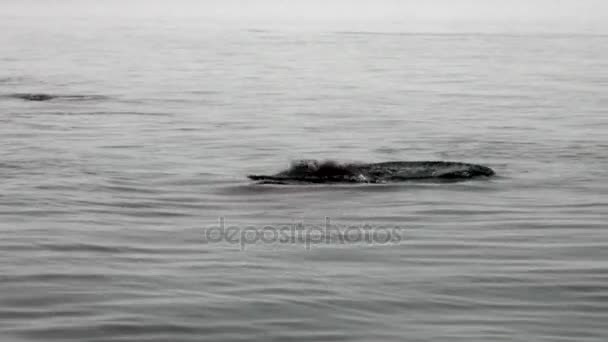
[{"x1": 1, "y1": 4, "x2": 608, "y2": 342}]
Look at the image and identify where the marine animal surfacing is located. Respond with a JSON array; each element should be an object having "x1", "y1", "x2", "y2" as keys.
[{"x1": 248, "y1": 160, "x2": 495, "y2": 184}]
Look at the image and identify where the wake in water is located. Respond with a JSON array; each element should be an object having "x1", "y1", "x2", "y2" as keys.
[{"x1": 248, "y1": 159, "x2": 495, "y2": 184}]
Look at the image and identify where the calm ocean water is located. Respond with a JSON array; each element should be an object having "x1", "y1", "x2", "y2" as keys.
[{"x1": 1, "y1": 2, "x2": 608, "y2": 341}]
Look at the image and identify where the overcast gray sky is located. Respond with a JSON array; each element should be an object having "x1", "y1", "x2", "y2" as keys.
[{"x1": 2, "y1": 0, "x2": 606, "y2": 33}]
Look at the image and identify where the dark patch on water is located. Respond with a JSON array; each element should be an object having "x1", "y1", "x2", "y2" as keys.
[
  {"x1": 4, "y1": 93, "x2": 108, "y2": 102},
  {"x1": 0, "y1": 76, "x2": 27, "y2": 84}
]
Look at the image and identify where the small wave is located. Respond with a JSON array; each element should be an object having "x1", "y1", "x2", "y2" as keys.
[
  {"x1": 334, "y1": 30, "x2": 418, "y2": 37},
  {"x1": 12, "y1": 110, "x2": 171, "y2": 117},
  {"x1": 0, "y1": 273, "x2": 109, "y2": 284},
  {"x1": 0, "y1": 162, "x2": 22, "y2": 170}
]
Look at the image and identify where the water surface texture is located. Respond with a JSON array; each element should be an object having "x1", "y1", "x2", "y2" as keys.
[{"x1": 1, "y1": 1, "x2": 608, "y2": 341}]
